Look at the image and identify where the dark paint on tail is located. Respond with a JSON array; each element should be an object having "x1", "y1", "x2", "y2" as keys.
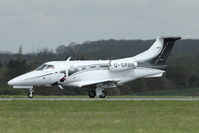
[{"x1": 148, "y1": 37, "x2": 181, "y2": 65}]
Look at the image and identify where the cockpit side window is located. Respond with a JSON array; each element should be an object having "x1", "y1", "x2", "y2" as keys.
[
  {"x1": 45, "y1": 65, "x2": 55, "y2": 70},
  {"x1": 35, "y1": 64, "x2": 47, "y2": 71}
]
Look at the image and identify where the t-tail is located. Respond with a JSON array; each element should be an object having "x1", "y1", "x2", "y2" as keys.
[{"x1": 133, "y1": 36, "x2": 181, "y2": 69}]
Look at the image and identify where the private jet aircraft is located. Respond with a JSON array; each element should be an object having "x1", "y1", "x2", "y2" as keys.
[{"x1": 8, "y1": 36, "x2": 181, "y2": 98}]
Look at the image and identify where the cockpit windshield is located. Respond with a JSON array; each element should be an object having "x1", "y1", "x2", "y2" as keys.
[
  {"x1": 35, "y1": 64, "x2": 47, "y2": 70},
  {"x1": 46, "y1": 65, "x2": 55, "y2": 70},
  {"x1": 35, "y1": 64, "x2": 55, "y2": 71}
]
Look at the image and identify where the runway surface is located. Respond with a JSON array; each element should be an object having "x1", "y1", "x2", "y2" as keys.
[{"x1": 1, "y1": 97, "x2": 199, "y2": 101}]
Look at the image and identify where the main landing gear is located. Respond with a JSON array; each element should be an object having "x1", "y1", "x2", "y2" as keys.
[
  {"x1": 28, "y1": 88, "x2": 34, "y2": 98},
  {"x1": 88, "y1": 87, "x2": 106, "y2": 98},
  {"x1": 88, "y1": 90, "x2": 96, "y2": 98},
  {"x1": 99, "y1": 90, "x2": 106, "y2": 98}
]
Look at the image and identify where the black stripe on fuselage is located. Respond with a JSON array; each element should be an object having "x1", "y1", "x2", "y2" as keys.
[
  {"x1": 68, "y1": 68, "x2": 109, "y2": 77},
  {"x1": 25, "y1": 73, "x2": 54, "y2": 80}
]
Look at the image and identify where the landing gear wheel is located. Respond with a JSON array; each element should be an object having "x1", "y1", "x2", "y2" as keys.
[
  {"x1": 88, "y1": 90, "x2": 96, "y2": 98},
  {"x1": 28, "y1": 89, "x2": 34, "y2": 98},
  {"x1": 99, "y1": 90, "x2": 106, "y2": 98},
  {"x1": 28, "y1": 92, "x2": 34, "y2": 98}
]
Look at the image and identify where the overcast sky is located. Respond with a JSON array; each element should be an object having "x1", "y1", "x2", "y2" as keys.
[{"x1": 0, "y1": 0, "x2": 198, "y2": 53}]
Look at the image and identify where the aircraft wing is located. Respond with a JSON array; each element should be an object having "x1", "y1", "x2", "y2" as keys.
[{"x1": 74, "y1": 79, "x2": 118, "y2": 88}]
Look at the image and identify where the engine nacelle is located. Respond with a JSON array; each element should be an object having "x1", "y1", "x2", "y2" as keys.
[{"x1": 109, "y1": 60, "x2": 137, "y2": 71}]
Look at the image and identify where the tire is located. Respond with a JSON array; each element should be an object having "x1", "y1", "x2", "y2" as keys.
[
  {"x1": 28, "y1": 92, "x2": 34, "y2": 98},
  {"x1": 88, "y1": 90, "x2": 96, "y2": 98},
  {"x1": 99, "y1": 90, "x2": 106, "y2": 98}
]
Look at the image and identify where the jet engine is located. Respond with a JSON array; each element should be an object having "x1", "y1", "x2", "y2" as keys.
[{"x1": 109, "y1": 60, "x2": 137, "y2": 71}]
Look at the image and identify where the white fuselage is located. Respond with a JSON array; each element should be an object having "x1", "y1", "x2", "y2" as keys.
[{"x1": 8, "y1": 59, "x2": 164, "y2": 88}]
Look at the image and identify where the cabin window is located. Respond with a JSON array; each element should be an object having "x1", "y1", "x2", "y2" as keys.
[
  {"x1": 86, "y1": 66, "x2": 90, "y2": 70},
  {"x1": 99, "y1": 65, "x2": 108, "y2": 69},
  {"x1": 96, "y1": 65, "x2": 100, "y2": 69},
  {"x1": 68, "y1": 67, "x2": 79, "y2": 76},
  {"x1": 78, "y1": 67, "x2": 82, "y2": 71},
  {"x1": 90, "y1": 66, "x2": 96, "y2": 69},
  {"x1": 74, "y1": 68, "x2": 78, "y2": 73},
  {"x1": 82, "y1": 66, "x2": 86, "y2": 70},
  {"x1": 69, "y1": 66, "x2": 75, "y2": 71}
]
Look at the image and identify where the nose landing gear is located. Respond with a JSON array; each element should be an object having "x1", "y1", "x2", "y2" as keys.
[{"x1": 28, "y1": 88, "x2": 34, "y2": 98}]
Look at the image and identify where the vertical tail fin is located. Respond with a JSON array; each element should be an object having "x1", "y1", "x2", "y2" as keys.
[
  {"x1": 148, "y1": 37, "x2": 181, "y2": 65},
  {"x1": 134, "y1": 36, "x2": 181, "y2": 65}
]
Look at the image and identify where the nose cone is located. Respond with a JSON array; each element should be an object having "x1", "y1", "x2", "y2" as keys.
[
  {"x1": 8, "y1": 78, "x2": 19, "y2": 86},
  {"x1": 8, "y1": 79, "x2": 13, "y2": 86},
  {"x1": 8, "y1": 71, "x2": 43, "y2": 86},
  {"x1": 8, "y1": 72, "x2": 32, "y2": 86}
]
